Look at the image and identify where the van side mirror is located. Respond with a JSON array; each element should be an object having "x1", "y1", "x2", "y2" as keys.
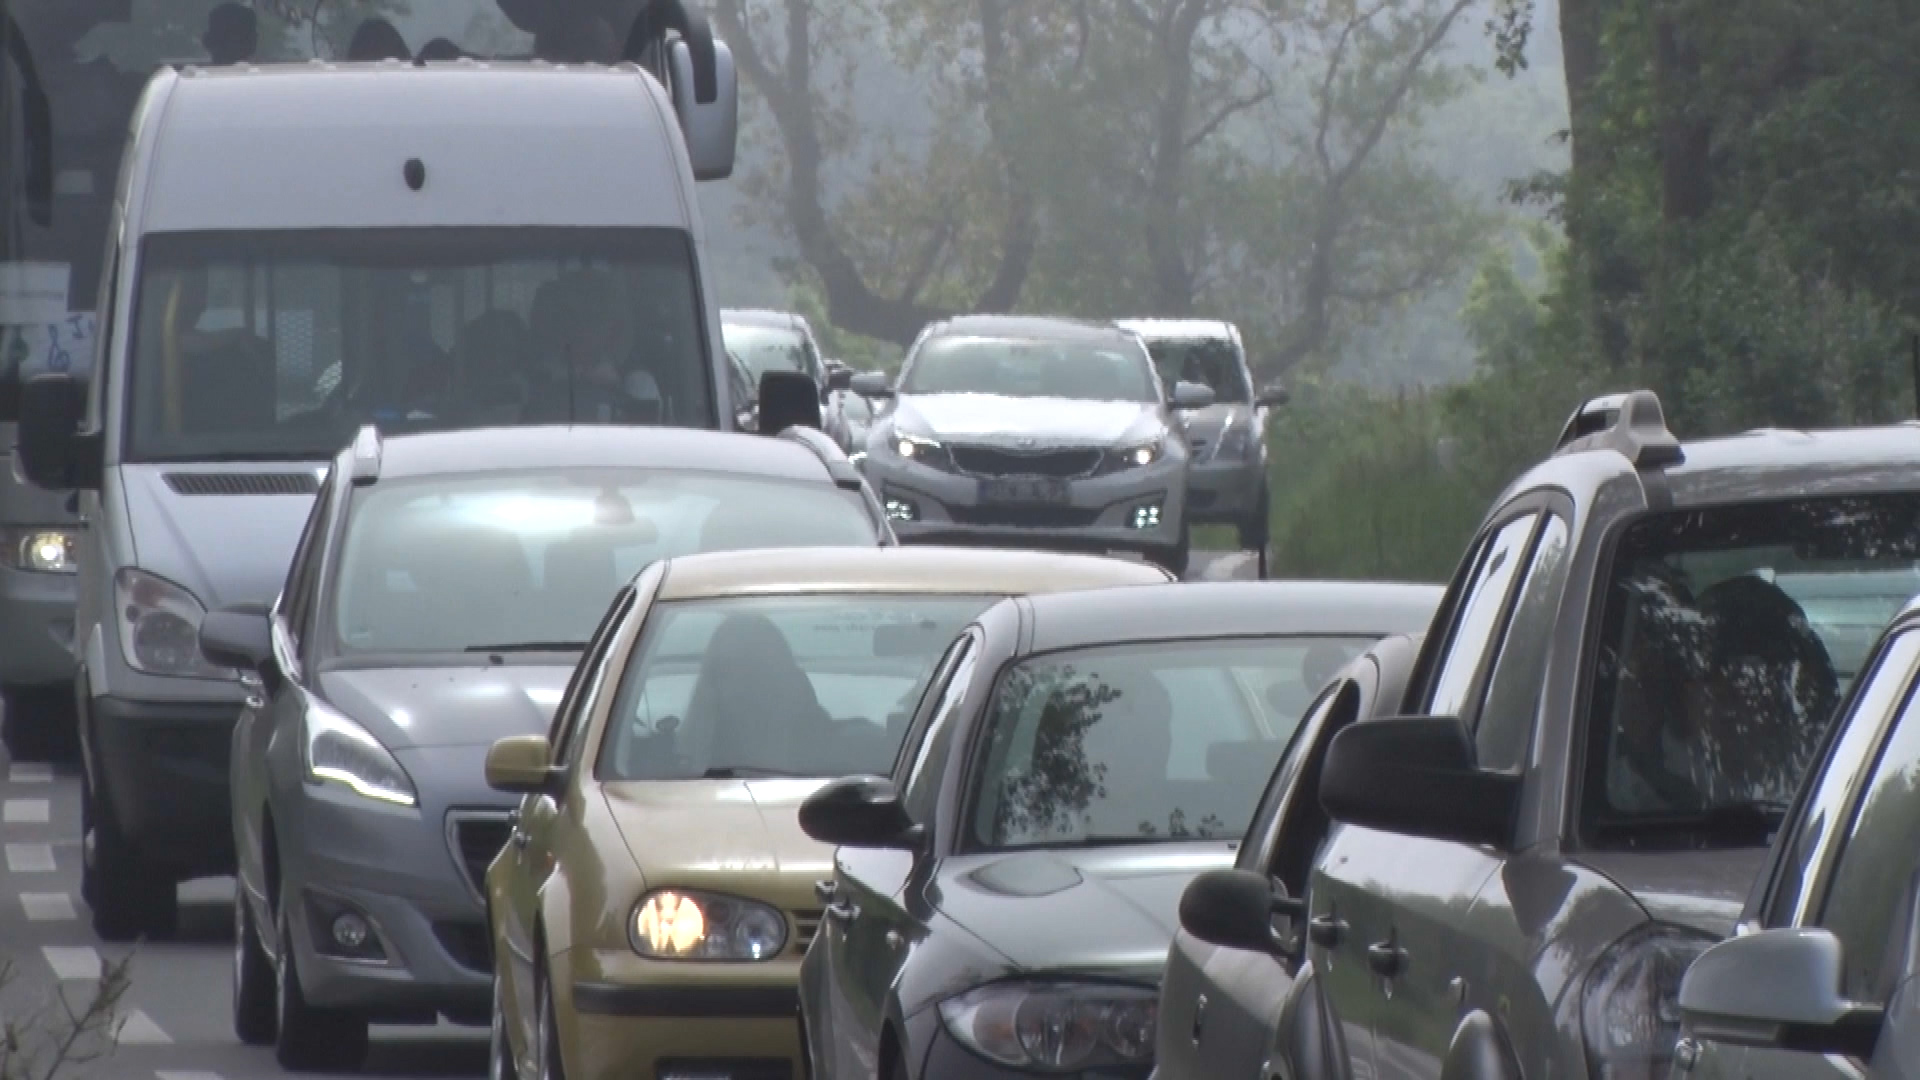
[
  {"x1": 1319, "y1": 716, "x2": 1519, "y2": 849},
  {"x1": 1179, "y1": 868, "x2": 1302, "y2": 956},
  {"x1": 16, "y1": 373, "x2": 101, "y2": 491},
  {"x1": 799, "y1": 775, "x2": 923, "y2": 850},
  {"x1": 759, "y1": 370, "x2": 822, "y2": 434},
  {"x1": 849, "y1": 372, "x2": 893, "y2": 398},
  {"x1": 1679, "y1": 928, "x2": 1883, "y2": 1058},
  {"x1": 1171, "y1": 381, "x2": 1215, "y2": 410},
  {"x1": 669, "y1": 36, "x2": 737, "y2": 181}
]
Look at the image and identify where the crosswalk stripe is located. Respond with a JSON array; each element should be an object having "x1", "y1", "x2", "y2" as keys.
[
  {"x1": 115, "y1": 1008, "x2": 171, "y2": 1045},
  {"x1": 20, "y1": 891, "x2": 74, "y2": 921},
  {"x1": 7, "y1": 763, "x2": 52, "y2": 783},
  {"x1": 42, "y1": 945, "x2": 102, "y2": 981},
  {"x1": 156, "y1": 1071, "x2": 222, "y2": 1080},
  {"x1": 5, "y1": 842, "x2": 55, "y2": 872},
  {"x1": 4, "y1": 797, "x2": 50, "y2": 823}
]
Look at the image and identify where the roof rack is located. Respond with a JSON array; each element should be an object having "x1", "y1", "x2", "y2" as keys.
[
  {"x1": 1552, "y1": 389, "x2": 1683, "y2": 469},
  {"x1": 778, "y1": 426, "x2": 867, "y2": 491},
  {"x1": 348, "y1": 424, "x2": 382, "y2": 485}
]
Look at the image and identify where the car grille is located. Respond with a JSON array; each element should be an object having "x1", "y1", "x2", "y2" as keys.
[
  {"x1": 950, "y1": 444, "x2": 1102, "y2": 478},
  {"x1": 433, "y1": 919, "x2": 491, "y2": 973},
  {"x1": 446, "y1": 810, "x2": 513, "y2": 907},
  {"x1": 790, "y1": 909, "x2": 822, "y2": 955},
  {"x1": 950, "y1": 505, "x2": 1102, "y2": 528}
]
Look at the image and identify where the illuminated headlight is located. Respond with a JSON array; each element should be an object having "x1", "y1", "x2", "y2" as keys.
[
  {"x1": 112, "y1": 567, "x2": 231, "y2": 678},
  {"x1": 1115, "y1": 439, "x2": 1162, "y2": 468},
  {"x1": 0, "y1": 527, "x2": 78, "y2": 573},
  {"x1": 303, "y1": 704, "x2": 417, "y2": 807},
  {"x1": 1580, "y1": 924, "x2": 1714, "y2": 1079},
  {"x1": 938, "y1": 981, "x2": 1157, "y2": 1071},
  {"x1": 894, "y1": 434, "x2": 941, "y2": 460},
  {"x1": 630, "y1": 889, "x2": 788, "y2": 961}
]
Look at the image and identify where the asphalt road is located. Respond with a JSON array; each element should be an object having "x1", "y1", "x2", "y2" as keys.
[{"x1": 0, "y1": 549, "x2": 1257, "y2": 1079}]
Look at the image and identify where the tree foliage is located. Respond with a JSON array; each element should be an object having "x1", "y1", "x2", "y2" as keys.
[{"x1": 0, "y1": 955, "x2": 132, "y2": 1080}]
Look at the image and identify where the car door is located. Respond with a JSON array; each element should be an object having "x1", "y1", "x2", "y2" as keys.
[{"x1": 822, "y1": 629, "x2": 980, "y2": 1080}]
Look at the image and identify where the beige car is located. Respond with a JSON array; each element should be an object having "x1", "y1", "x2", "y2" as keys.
[{"x1": 481, "y1": 545, "x2": 1172, "y2": 1080}]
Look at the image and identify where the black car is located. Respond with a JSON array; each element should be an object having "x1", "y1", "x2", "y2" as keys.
[{"x1": 795, "y1": 580, "x2": 1439, "y2": 1080}]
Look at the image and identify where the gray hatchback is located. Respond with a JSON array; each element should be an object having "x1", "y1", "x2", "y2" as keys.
[{"x1": 196, "y1": 424, "x2": 890, "y2": 1072}]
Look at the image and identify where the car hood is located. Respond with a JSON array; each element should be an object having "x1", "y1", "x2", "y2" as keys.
[
  {"x1": 318, "y1": 663, "x2": 572, "y2": 751},
  {"x1": 895, "y1": 394, "x2": 1162, "y2": 445},
  {"x1": 601, "y1": 777, "x2": 835, "y2": 881},
  {"x1": 121, "y1": 463, "x2": 322, "y2": 610},
  {"x1": 1577, "y1": 847, "x2": 1769, "y2": 938},
  {"x1": 933, "y1": 844, "x2": 1235, "y2": 979}
]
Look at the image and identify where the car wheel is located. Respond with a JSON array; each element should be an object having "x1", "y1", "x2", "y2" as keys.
[
  {"x1": 490, "y1": 974, "x2": 516, "y2": 1080},
  {"x1": 233, "y1": 893, "x2": 277, "y2": 1044},
  {"x1": 82, "y1": 774, "x2": 175, "y2": 942},
  {"x1": 536, "y1": 962, "x2": 568, "y2": 1080},
  {"x1": 273, "y1": 902, "x2": 369, "y2": 1072},
  {"x1": 1237, "y1": 493, "x2": 1271, "y2": 555}
]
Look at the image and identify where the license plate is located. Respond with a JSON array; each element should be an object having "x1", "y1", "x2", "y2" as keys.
[{"x1": 980, "y1": 476, "x2": 1068, "y2": 503}]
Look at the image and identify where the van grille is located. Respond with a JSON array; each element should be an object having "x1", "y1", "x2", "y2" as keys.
[
  {"x1": 791, "y1": 909, "x2": 823, "y2": 954},
  {"x1": 446, "y1": 811, "x2": 513, "y2": 906},
  {"x1": 163, "y1": 471, "x2": 320, "y2": 496}
]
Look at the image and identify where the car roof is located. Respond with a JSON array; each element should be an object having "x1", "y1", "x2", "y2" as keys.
[
  {"x1": 654, "y1": 546, "x2": 1172, "y2": 601},
  {"x1": 1021, "y1": 580, "x2": 1444, "y2": 654},
  {"x1": 342, "y1": 425, "x2": 836, "y2": 485},
  {"x1": 721, "y1": 309, "x2": 810, "y2": 331},
  {"x1": 1113, "y1": 318, "x2": 1238, "y2": 342},
  {"x1": 924, "y1": 314, "x2": 1137, "y2": 345}
]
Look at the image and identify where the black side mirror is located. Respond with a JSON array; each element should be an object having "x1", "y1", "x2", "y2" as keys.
[
  {"x1": 827, "y1": 367, "x2": 853, "y2": 392},
  {"x1": 1257, "y1": 383, "x2": 1290, "y2": 408},
  {"x1": 758, "y1": 370, "x2": 822, "y2": 434},
  {"x1": 17, "y1": 373, "x2": 101, "y2": 491},
  {"x1": 1179, "y1": 868, "x2": 1302, "y2": 955},
  {"x1": 799, "y1": 775, "x2": 923, "y2": 850},
  {"x1": 849, "y1": 372, "x2": 894, "y2": 399},
  {"x1": 199, "y1": 607, "x2": 274, "y2": 674},
  {"x1": 1319, "y1": 716, "x2": 1519, "y2": 849}
]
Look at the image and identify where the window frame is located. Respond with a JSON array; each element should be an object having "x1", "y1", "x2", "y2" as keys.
[
  {"x1": 1473, "y1": 513, "x2": 1574, "y2": 774},
  {"x1": 896, "y1": 630, "x2": 983, "y2": 831},
  {"x1": 552, "y1": 585, "x2": 638, "y2": 775}
]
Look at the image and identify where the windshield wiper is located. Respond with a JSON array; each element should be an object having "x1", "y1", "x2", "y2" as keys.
[
  {"x1": 702, "y1": 765, "x2": 803, "y2": 778},
  {"x1": 464, "y1": 642, "x2": 588, "y2": 653}
]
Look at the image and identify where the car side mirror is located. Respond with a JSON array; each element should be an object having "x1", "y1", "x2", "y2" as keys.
[
  {"x1": 1678, "y1": 928, "x2": 1884, "y2": 1058},
  {"x1": 849, "y1": 372, "x2": 894, "y2": 399},
  {"x1": 799, "y1": 775, "x2": 923, "y2": 850},
  {"x1": 827, "y1": 367, "x2": 853, "y2": 392},
  {"x1": 198, "y1": 607, "x2": 274, "y2": 674},
  {"x1": 667, "y1": 35, "x2": 737, "y2": 181},
  {"x1": 17, "y1": 373, "x2": 101, "y2": 491},
  {"x1": 758, "y1": 370, "x2": 822, "y2": 434},
  {"x1": 485, "y1": 735, "x2": 562, "y2": 796},
  {"x1": 1171, "y1": 381, "x2": 1215, "y2": 410},
  {"x1": 1319, "y1": 716, "x2": 1519, "y2": 849},
  {"x1": 1256, "y1": 383, "x2": 1290, "y2": 408},
  {"x1": 1179, "y1": 868, "x2": 1302, "y2": 956}
]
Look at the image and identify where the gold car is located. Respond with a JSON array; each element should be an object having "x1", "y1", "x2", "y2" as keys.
[{"x1": 481, "y1": 545, "x2": 1172, "y2": 1080}]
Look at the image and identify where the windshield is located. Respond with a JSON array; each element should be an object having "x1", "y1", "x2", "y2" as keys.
[
  {"x1": 331, "y1": 469, "x2": 881, "y2": 657},
  {"x1": 595, "y1": 594, "x2": 998, "y2": 781},
  {"x1": 1581, "y1": 494, "x2": 1920, "y2": 851},
  {"x1": 723, "y1": 323, "x2": 817, "y2": 381},
  {"x1": 1143, "y1": 339, "x2": 1249, "y2": 404},
  {"x1": 898, "y1": 335, "x2": 1159, "y2": 402},
  {"x1": 966, "y1": 635, "x2": 1376, "y2": 850},
  {"x1": 124, "y1": 228, "x2": 709, "y2": 462}
]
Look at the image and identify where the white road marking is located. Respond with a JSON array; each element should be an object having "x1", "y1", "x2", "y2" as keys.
[
  {"x1": 115, "y1": 1009, "x2": 171, "y2": 1045},
  {"x1": 7, "y1": 762, "x2": 52, "y2": 783},
  {"x1": 5, "y1": 842, "x2": 55, "y2": 872},
  {"x1": 4, "y1": 797, "x2": 49, "y2": 823},
  {"x1": 20, "y1": 891, "x2": 74, "y2": 921},
  {"x1": 156, "y1": 1072, "x2": 223, "y2": 1080},
  {"x1": 42, "y1": 945, "x2": 102, "y2": 981}
]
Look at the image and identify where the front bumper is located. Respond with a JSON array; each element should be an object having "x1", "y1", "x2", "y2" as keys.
[
  {"x1": 87, "y1": 695, "x2": 237, "y2": 879},
  {"x1": 863, "y1": 455, "x2": 1187, "y2": 554},
  {"x1": 561, "y1": 949, "x2": 805, "y2": 1080},
  {"x1": 0, "y1": 566, "x2": 77, "y2": 686},
  {"x1": 1184, "y1": 458, "x2": 1266, "y2": 524}
]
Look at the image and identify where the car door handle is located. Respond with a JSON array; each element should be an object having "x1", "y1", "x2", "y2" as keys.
[
  {"x1": 1307, "y1": 913, "x2": 1347, "y2": 947},
  {"x1": 1191, "y1": 994, "x2": 1208, "y2": 1045},
  {"x1": 824, "y1": 900, "x2": 859, "y2": 922},
  {"x1": 1366, "y1": 938, "x2": 1407, "y2": 978},
  {"x1": 815, "y1": 879, "x2": 838, "y2": 905}
]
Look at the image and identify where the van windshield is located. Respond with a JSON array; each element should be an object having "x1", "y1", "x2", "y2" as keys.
[{"x1": 124, "y1": 227, "x2": 712, "y2": 463}]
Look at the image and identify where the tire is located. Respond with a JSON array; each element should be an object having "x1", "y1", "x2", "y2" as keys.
[
  {"x1": 1238, "y1": 492, "x2": 1271, "y2": 556},
  {"x1": 489, "y1": 974, "x2": 516, "y2": 1080},
  {"x1": 1, "y1": 684, "x2": 76, "y2": 764},
  {"x1": 536, "y1": 961, "x2": 567, "y2": 1080},
  {"x1": 233, "y1": 894, "x2": 277, "y2": 1045},
  {"x1": 273, "y1": 903, "x2": 369, "y2": 1072},
  {"x1": 81, "y1": 770, "x2": 177, "y2": 942}
]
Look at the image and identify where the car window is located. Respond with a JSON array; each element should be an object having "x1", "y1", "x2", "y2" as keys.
[
  {"x1": 549, "y1": 587, "x2": 636, "y2": 763},
  {"x1": 1580, "y1": 493, "x2": 1920, "y2": 852},
  {"x1": 1236, "y1": 680, "x2": 1343, "y2": 873},
  {"x1": 1143, "y1": 338, "x2": 1251, "y2": 403},
  {"x1": 1423, "y1": 512, "x2": 1541, "y2": 718},
  {"x1": 1475, "y1": 516, "x2": 1571, "y2": 772},
  {"x1": 595, "y1": 595, "x2": 995, "y2": 782},
  {"x1": 281, "y1": 474, "x2": 335, "y2": 650},
  {"x1": 902, "y1": 633, "x2": 981, "y2": 827},
  {"x1": 899, "y1": 335, "x2": 1160, "y2": 403},
  {"x1": 1817, "y1": 674, "x2": 1920, "y2": 1002}
]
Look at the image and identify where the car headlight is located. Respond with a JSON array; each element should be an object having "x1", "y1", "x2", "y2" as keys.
[
  {"x1": 1112, "y1": 436, "x2": 1165, "y2": 469},
  {"x1": 0, "y1": 527, "x2": 79, "y2": 573},
  {"x1": 629, "y1": 888, "x2": 789, "y2": 960},
  {"x1": 893, "y1": 433, "x2": 943, "y2": 461},
  {"x1": 113, "y1": 568, "x2": 230, "y2": 678},
  {"x1": 303, "y1": 703, "x2": 417, "y2": 807},
  {"x1": 938, "y1": 981, "x2": 1157, "y2": 1072},
  {"x1": 1580, "y1": 924, "x2": 1714, "y2": 1079}
]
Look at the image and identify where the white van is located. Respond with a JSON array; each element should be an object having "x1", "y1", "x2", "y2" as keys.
[{"x1": 7, "y1": 14, "x2": 812, "y2": 940}]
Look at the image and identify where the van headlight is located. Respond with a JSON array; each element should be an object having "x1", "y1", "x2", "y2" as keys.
[
  {"x1": 303, "y1": 704, "x2": 417, "y2": 807},
  {"x1": 630, "y1": 889, "x2": 788, "y2": 960},
  {"x1": 939, "y1": 981, "x2": 1157, "y2": 1072},
  {"x1": 0, "y1": 527, "x2": 79, "y2": 573},
  {"x1": 1580, "y1": 924, "x2": 1714, "y2": 1079},
  {"x1": 113, "y1": 568, "x2": 229, "y2": 678}
]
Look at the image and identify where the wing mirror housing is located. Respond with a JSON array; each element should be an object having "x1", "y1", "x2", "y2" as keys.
[
  {"x1": 827, "y1": 366, "x2": 853, "y2": 392},
  {"x1": 1171, "y1": 381, "x2": 1215, "y2": 410},
  {"x1": 1679, "y1": 928, "x2": 1884, "y2": 1058},
  {"x1": 849, "y1": 372, "x2": 894, "y2": 399},
  {"x1": 16, "y1": 373, "x2": 101, "y2": 491},
  {"x1": 1179, "y1": 868, "x2": 1303, "y2": 956},
  {"x1": 198, "y1": 606, "x2": 274, "y2": 675},
  {"x1": 485, "y1": 735, "x2": 562, "y2": 796},
  {"x1": 665, "y1": 30, "x2": 737, "y2": 181},
  {"x1": 758, "y1": 370, "x2": 822, "y2": 435},
  {"x1": 1256, "y1": 382, "x2": 1290, "y2": 408},
  {"x1": 1318, "y1": 716, "x2": 1519, "y2": 849},
  {"x1": 799, "y1": 775, "x2": 923, "y2": 850}
]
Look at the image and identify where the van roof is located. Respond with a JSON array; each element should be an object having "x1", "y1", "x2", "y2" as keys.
[
  {"x1": 139, "y1": 63, "x2": 689, "y2": 232},
  {"x1": 341, "y1": 425, "x2": 840, "y2": 485}
]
